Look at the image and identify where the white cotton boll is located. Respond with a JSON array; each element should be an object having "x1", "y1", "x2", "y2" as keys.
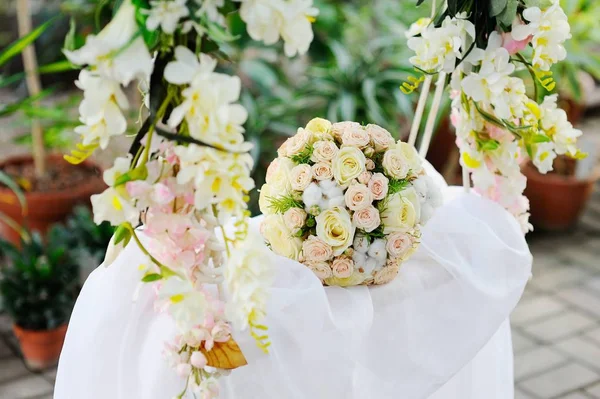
[
  {"x1": 363, "y1": 257, "x2": 378, "y2": 275},
  {"x1": 352, "y1": 251, "x2": 367, "y2": 267},
  {"x1": 353, "y1": 235, "x2": 369, "y2": 254},
  {"x1": 420, "y1": 204, "x2": 435, "y2": 224},
  {"x1": 302, "y1": 183, "x2": 323, "y2": 209},
  {"x1": 412, "y1": 177, "x2": 428, "y2": 202},
  {"x1": 326, "y1": 195, "x2": 345, "y2": 209},
  {"x1": 368, "y1": 239, "x2": 387, "y2": 264}
]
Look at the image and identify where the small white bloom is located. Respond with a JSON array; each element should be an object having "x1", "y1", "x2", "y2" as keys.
[
  {"x1": 91, "y1": 187, "x2": 138, "y2": 226},
  {"x1": 144, "y1": 0, "x2": 189, "y2": 34},
  {"x1": 533, "y1": 142, "x2": 556, "y2": 174}
]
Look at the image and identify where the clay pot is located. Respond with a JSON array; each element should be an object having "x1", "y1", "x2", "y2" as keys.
[
  {"x1": 0, "y1": 154, "x2": 106, "y2": 244},
  {"x1": 13, "y1": 324, "x2": 68, "y2": 370},
  {"x1": 523, "y1": 163, "x2": 600, "y2": 231}
]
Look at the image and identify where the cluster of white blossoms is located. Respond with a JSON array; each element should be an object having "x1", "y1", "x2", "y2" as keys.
[
  {"x1": 65, "y1": 0, "x2": 318, "y2": 397},
  {"x1": 406, "y1": 0, "x2": 581, "y2": 232},
  {"x1": 260, "y1": 118, "x2": 442, "y2": 286}
]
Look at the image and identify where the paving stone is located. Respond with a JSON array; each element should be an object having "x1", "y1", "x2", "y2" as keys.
[
  {"x1": 513, "y1": 329, "x2": 538, "y2": 353},
  {"x1": 0, "y1": 374, "x2": 53, "y2": 398},
  {"x1": 585, "y1": 327, "x2": 600, "y2": 346},
  {"x1": 586, "y1": 276, "x2": 600, "y2": 294},
  {"x1": 523, "y1": 312, "x2": 596, "y2": 342},
  {"x1": 557, "y1": 287, "x2": 600, "y2": 318},
  {"x1": 530, "y1": 267, "x2": 592, "y2": 291},
  {"x1": 560, "y1": 392, "x2": 594, "y2": 399},
  {"x1": 514, "y1": 346, "x2": 567, "y2": 381},
  {"x1": 0, "y1": 357, "x2": 30, "y2": 383},
  {"x1": 515, "y1": 388, "x2": 536, "y2": 399},
  {"x1": 520, "y1": 363, "x2": 598, "y2": 399},
  {"x1": 43, "y1": 367, "x2": 57, "y2": 381},
  {"x1": 0, "y1": 340, "x2": 14, "y2": 358},
  {"x1": 511, "y1": 295, "x2": 568, "y2": 326},
  {"x1": 585, "y1": 382, "x2": 600, "y2": 397},
  {"x1": 555, "y1": 337, "x2": 600, "y2": 371}
]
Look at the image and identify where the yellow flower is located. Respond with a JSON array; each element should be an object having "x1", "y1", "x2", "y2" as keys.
[
  {"x1": 381, "y1": 191, "x2": 419, "y2": 234},
  {"x1": 331, "y1": 146, "x2": 366, "y2": 187},
  {"x1": 315, "y1": 207, "x2": 355, "y2": 256},
  {"x1": 305, "y1": 117, "x2": 332, "y2": 141},
  {"x1": 262, "y1": 214, "x2": 303, "y2": 260}
]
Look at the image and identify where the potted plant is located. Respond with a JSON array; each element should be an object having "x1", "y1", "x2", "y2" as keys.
[
  {"x1": 0, "y1": 0, "x2": 105, "y2": 244},
  {"x1": 0, "y1": 223, "x2": 79, "y2": 370}
]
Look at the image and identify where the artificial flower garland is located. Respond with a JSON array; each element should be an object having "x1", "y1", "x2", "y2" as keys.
[
  {"x1": 405, "y1": 0, "x2": 583, "y2": 232},
  {"x1": 63, "y1": 0, "x2": 317, "y2": 397}
]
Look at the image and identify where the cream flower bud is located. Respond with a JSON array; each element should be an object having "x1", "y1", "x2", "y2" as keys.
[
  {"x1": 382, "y1": 147, "x2": 409, "y2": 179},
  {"x1": 352, "y1": 206, "x2": 381, "y2": 232},
  {"x1": 331, "y1": 121, "x2": 362, "y2": 141},
  {"x1": 284, "y1": 207, "x2": 307, "y2": 232},
  {"x1": 386, "y1": 232, "x2": 414, "y2": 259},
  {"x1": 306, "y1": 261, "x2": 333, "y2": 280},
  {"x1": 286, "y1": 128, "x2": 313, "y2": 156},
  {"x1": 357, "y1": 171, "x2": 372, "y2": 185},
  {"x1": 190, "y1": 351, "x2": 207, "y2": 369},
  {"x1": 368, "y1": 173, "x2": 389, "y2": 200},
  {"x1": 366, "y1": 159, "x2": 375, "y2": 170},
  {"x1": 302, "y1": 235, "x2": 333, "y2": 262},
  {"x1": 290, "y1": 164, "x2": 313, "y2": 191},
  {"x1": 344, "y1": 183, "x2": 372, "y2": 211},
  {"x1": 374, "y1": 263, "x2": 400, "y2": 285},
  {"x1": 332, "y1": 257, "x2": 354, "y2": 278},
  {"x1": 367, "y1": 124, "x2": 395, "y2": 151},
  {"x1": 342, "y1": 126, "x2": 370, "y2": 148}
]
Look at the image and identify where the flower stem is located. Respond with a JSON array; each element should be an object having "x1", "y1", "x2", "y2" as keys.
[
  {"x1": 516, "y1": 53, "x2": 539, "y2": 103},
  {"x1": 127, "y1": 225, "x2": 180, "y2": 278}
]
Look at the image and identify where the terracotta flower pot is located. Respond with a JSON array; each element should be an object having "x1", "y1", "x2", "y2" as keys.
[
  {"x1": 523, "y1": 163, "x2": 600, "y2": 231},
  {"x1": 0, "y1": 154, "x2": 106, "y2": 244},
  {"x1": 13, "y1": 324, "x2": 68, "y2": 370}
]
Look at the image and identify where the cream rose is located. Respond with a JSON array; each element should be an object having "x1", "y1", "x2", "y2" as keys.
[
  {"x1": 357, "y1": 171, "x2": 372, "y2": 185},
  {"x1": 382, "y1": 147, "x2": 409, "y2": 179},
  {"x1": 352, "y1": 205, "x2": 381, "y2": 232},
  {"x1": 381, "y1": 192, "x2": 418, "y2": 234},
  {"x1": 331, "y1": 121, "x2": 362, "y2": 141},
  {"x1": 290, "y1": 164, "x2": 313, "y2": 191},
  {"x1": 312, "y1": 162, "x2": 333, "y2": 180},
  {"x1": 306, "y1": 261, "x2": 333, "y2": 280},
  {"x1": 366, "y1": 159, "x2": 375, "y2": 170},
  {"x1": 374, "y1": 263, "x2": 400, "y2": 285},
  {"x1": 332, "y1": 146, "x2": 366, "y2": 187},
  {"x1": 368, "y1": 173, "x2": 389, "y2": 200},
  {"x1": 344, "y1": 183, "x2": 372, "y2": 211},
  {"x1": 283, "y1": 207, "x2": 307, "y2": 232},
  {"x1": 265, "y1": 157, "x2": 295, "y2": 192},
  {"x1": 397, "y1": 142, "x2": 423, "y2": 174},
  {"x1": 302, "y1": 235, "x2": 333, "y2": 262},
  {"x1": 262, "y1": 214, "x2": 303, "y2": 260},
  {"x1": 367, "y1": 124, "x2": 394, "y2": 151},
  {"x1": 332, "y1": 257, "x2": 354, "y2": 278},
  {"x1": 315, "y1": 207, "x2": 356, "y2": 256},
  {"x1": 286, "y1": 128, "x2": 313, "y2": 156},
  {"x1": 305, "y1": 117, "x2": 332, "y2": 140},
  {"x1": 259, "y1": 184, "x2": 276, "y2": 215},
  {"x1": 311, "y1": 140, "x2": 339, "y2": 162},
  {"x1": 386, "y1": 232, "x2": 414, "y2": 258},
  {"x1": 342, "y1": 126, "x2": 370, "y2": 148}
]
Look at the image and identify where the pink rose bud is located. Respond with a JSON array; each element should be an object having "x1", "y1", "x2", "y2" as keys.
[{"x1": 190, "y1": 351, "x2": 208, "y2": 369}]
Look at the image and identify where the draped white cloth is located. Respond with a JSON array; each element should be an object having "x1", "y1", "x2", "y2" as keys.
[{"x1": 55, "y1": 164, "x2": 532, "y2": 399}]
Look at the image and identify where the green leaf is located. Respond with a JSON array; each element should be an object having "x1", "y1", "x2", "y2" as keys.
[
  {"x1": 0, "y1": 18, "x2": 55, "y2": 68},
  {"x1": 205, "y1": 19, "x2": 239, "y2": 43},
  {"x1": 64, "y1": 17, "x2": 77, "y2": 52},
  {"x1": 338, "y1": 91, "x2": 357, "y2": 121},
  {"x1": 498, "y1": 0, "x2": 518, "y2": 26},
  {"x1": 490, "y1": 0, "x2": 508, "y2": 17},
  {"x1": 113, "y1": 224, "x2": 132, "y2": 246},
  {"x1": 564, "y1": 62, "x2": 582, "y2": 101},
  {"x1": 531, "y1": 134, "x2": 551, "y2": 143},
  {"x1": 114, "y1": 164, "x2": 148, "y2": 186},
  {"x1": 141, "y1": 273, "x2": 163, "y2": 282},
  {"x1": 479, "y1": 140, "x2": 501, "y2": 151},
  {"x1": 329, "y1": 41, "x2": 352, "y2": 73},
  {"x1": 0, "y1": 171, "x2": 27, "y2": 216}
]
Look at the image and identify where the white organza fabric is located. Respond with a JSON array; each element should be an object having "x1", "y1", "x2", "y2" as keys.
[{"x1": 55, "y1": 164, "x2": 532, "y2": 399}]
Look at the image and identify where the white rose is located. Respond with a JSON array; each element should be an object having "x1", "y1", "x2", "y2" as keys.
[
  {"x1": 305, "y1": 117, "x2": 333, "y2": 140},
  {"x1": 344, "y1": 183, "x2": 372, "y2": 211},
  {"x1": 262, "y1": 214, "x2": 303, "y2": 260},
  {"x1": 332, "y1": 146, "x2": 366, "y2": 187},
  {"x1": 402, "y1": 187, "x2": 422, "y2": 220},
  {"x1": 266, "y1": 157, "x2": 295, "y2": 192},
  {"x1": 381, "y1": 192, "x2": 418, "y2": 234},
  {"x1": 352, "y1": 206, "x2": 381, "y2": 232},
  {"x1": 286, "y1": 128, "x2": 313, "y2": 156},
  {"x1": 290, "y1": 164, "x2": 313, "y2": 191},
  {"x1": 312, "y1": 162, "x2": 333, "y2": 180},
  {"x1": 397, "y1": 142, "x2": 423, "y2": 174},
  {"x1": 306, "y1": 261, "x2": 332, "y2": 280},
  {"x1": 311, "y1": 140, "x2": 339, "y2": 162},
  {"x1": 386, "y1": 232, "x2": 414, "y2": 259},
  {"x1": 342, "y1": 126, "x2": 370, "y2": 148},
  {"x1": 367, "y1": 124, "x2": 394, "y2": 151},
  {"x1": 302, "y1": 235, "x2": 333, "y2": 262},
  {"x1": 315, "y1": 207, "x2": 356, "y2": 256},
  {"x1": 258, "y1": 183, "x2": 275, "y2": 215},
  {"x1": 382, "y1": 147, "x2": 409, "y2": 179},
  {"x1": 331, "y1": 121, "x2": 361, "y2": 141},
  {"x1": 331, "y1": 257, "x2": 354, "y2": 278},
  {"x1": 283, "y1": 207, "x2": 307, "y2": 232},
  {"x1": 368, "y1": 173, "x2": 389, "y2": 200}
]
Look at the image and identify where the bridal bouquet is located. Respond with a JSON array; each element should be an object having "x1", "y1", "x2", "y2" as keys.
[
  {"x1": 62, "y1": 0, "x2": 317, "y2": 397},
  {"x1": 260, "y1": 118, "x2": 442, "y2": 286},
  {"x1": 405, "y1": 0, "x2": 583, "y2": 232}
]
